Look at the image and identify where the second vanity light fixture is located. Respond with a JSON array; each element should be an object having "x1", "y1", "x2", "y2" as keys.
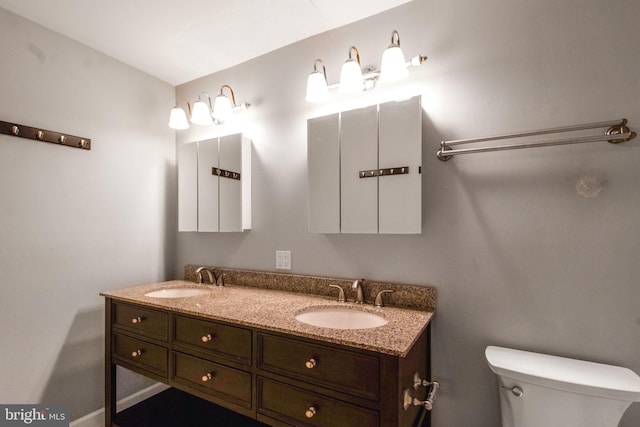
[
  {"x1": 305, "y1": 30, "x2": 427, "y2": 103},
  {"x1": 168, "y1": 84, "x2": 251, "y2": 130}
]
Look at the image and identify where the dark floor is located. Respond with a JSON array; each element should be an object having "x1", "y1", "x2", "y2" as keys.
[{"x1": 115, "y1": 388, "x2": 268, "y2": 427}]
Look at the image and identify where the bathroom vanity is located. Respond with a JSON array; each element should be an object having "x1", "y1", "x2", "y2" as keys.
[{"x1": 102, "y1": 268, "x2": 436, "y2": 427}]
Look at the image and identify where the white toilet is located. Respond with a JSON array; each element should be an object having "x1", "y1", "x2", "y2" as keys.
[{"x1": 485, "y1": 346, "x2": 640, "y2": 427}]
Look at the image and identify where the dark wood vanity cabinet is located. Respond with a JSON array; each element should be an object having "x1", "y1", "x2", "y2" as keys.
[{"x1": 105, "y1": 299, "x2": 431, "y2": 427}]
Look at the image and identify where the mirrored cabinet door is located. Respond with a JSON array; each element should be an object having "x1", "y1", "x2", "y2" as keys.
[
  {"x1": 379, "y1": 96, "x2": 422, "y2": 233},
  {"x1": 307, "y1": 113, "x2": 340, "y2": 233},
  {"x1": 198, "y1": 138, "x2": 220, "y2": 232},
  {"x1": 341, "y1": 105, "x2": 379, "y2": 234},
  {"x1": 178, "y1": 142, "x2": 198, "y2": 232},
  {"x1": 219, "y1": 134, "x2": 242, "y2": 232}
]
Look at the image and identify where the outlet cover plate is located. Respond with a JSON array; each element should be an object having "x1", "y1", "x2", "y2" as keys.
[{"x1": 275, "y1": 250, "x2": 291, "y2": 270}]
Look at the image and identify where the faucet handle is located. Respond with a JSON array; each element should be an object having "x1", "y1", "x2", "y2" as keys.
[
  {"x1": 216, "y1": 273, "x2": 225, "y2": 287},
  {"x1": 328, "y1": 285, "x2": 346, "y2": 302},
  {"x1": 374, "y1": 290, "x2": 394, "y2": 307}
]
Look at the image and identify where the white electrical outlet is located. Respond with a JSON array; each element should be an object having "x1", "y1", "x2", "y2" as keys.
[{"x1": 275, "y1": 250, "x2": 291, "y2": 270}]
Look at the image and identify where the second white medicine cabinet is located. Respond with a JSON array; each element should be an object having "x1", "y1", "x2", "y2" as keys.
[
  {"x1": 308, "y1": 95, "x2": 422, "y2": 234},
  {"x1": 178, "y1": 133, "x2": 251, "y2": 232}
]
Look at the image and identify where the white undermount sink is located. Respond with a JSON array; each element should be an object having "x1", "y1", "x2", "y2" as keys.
[
  {"x1": 294, "y1": 307, "x2": 388, "y2": 329},
  {"x1": 144, "y1": 287, "x2": 210, "y2": 298}
]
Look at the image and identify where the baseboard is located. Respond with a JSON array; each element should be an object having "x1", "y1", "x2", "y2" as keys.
[{"x1": 70, "y1": 383, "x2": 170, "y2": 427}]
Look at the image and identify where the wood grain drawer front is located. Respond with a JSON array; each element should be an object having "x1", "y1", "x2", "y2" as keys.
[
  {"x1": 173, "y1": 316, "x2": 252, "y2": 365},
  {"x1": 258, "y1": 333, "x2": 380, "y2": 401},
  {"x1": 113, "y1": 334, "x2": 167, "y2": 376},
  {"x1": 258, "y1": 377, "x2": 379, "y2": 427},
  {"x1": 172, "y1": 352, "x2": 252, "y2": 407},
  {"x1": 113, "y1": 303, "x2": 168, "y2": 341}
]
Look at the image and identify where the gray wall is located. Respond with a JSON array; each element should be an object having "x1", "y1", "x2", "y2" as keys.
[
  {"x1": 175, "y1": 0, "x2": 640, "y2": 426},
  {"x1": 0, "y1": 8, "x2": 176, "y2": 420}
]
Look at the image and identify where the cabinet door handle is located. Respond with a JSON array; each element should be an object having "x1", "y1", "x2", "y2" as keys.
[
  {"x1": 131, "y1": 316, "x2": 143, "y2": 324},
  {"x1": 305, "y1": 358, "x2": 317, "y2": 369},
  {"x1": 305, "y1": 406, "x2": 317, "y2": 418},
  {"x1": 201, "y1": 372, "x2": 215, "y2": 382},
  {"x1": 201, "y1": 333, "x2": 214, "y2": 343},
  {"x1": 131, "y1": 349, "x2": 143, "y2": 357}
]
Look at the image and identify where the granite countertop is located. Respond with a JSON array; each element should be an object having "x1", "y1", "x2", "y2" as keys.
[{"x1": 101, "y1": 280, "x2": 434, "y2": 357}]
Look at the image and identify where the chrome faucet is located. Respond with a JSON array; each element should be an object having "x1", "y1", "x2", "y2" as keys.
[
  {"x1": 195, "y1": 267, "x2": 215, "y2": 285},
  {"x1": 352, "y1": 279, "x2": 365, "y2": 304}
]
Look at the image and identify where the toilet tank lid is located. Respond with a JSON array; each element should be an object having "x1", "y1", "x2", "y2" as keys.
[{"x1": 485, "y1": 346, "x2": 640, "y2": 402}]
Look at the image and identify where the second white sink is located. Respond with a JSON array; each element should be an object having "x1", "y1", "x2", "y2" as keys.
[
  {"x1": 144, "y1": 287, "x2": 210, "y2": 298},
  {"x1": 295, "y1": 307, "x2": 388, "y2": 329}
]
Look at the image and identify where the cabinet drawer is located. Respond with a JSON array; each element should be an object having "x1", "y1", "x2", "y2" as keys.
[
  {"x1": 173, "y1": 315, "x2": 252, "y2": 365},
  {"x1": 172, "y1": 352, "x2": 251, "y2": 407},
  {"x1": 113, "y1": 302, "x2": 168, "y2": 341},
  {"x1": 257, "y1": 333, "x2": 380, "y2": 401},
  {"x1": 258, "y1": 377, "x2": 378, "y2": 427},
  {"x1": 113, "y1": 334, "x2": 167, "y2": 376}
]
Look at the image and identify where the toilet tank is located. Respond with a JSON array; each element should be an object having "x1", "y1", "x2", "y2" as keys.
[{"x1": 485, "y1": 346, "x2": 640, "y2": 427}]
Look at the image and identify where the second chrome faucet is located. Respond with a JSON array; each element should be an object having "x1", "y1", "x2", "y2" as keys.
[
  {"x1": 329, "y1": 279, "x2": 394, "y2": 306},
  {"x1": 195, "y1": 266, "x2": 225, "y2": 286}
]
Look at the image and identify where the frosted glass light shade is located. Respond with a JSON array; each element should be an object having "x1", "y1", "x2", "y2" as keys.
[
  {"x1": 380, "y1": 45, "x2": 408, "y2": 82},
  {"x1": 213, "y1": 94, "x2": 233, "y2": 123},
  {"x1": 191, "y1": 100, "x2": 213, "y2": 125},
  {"x1": 306, "y1": 71, "x2": 328, "y2": 103},
  {"x1": 339, "y1": 59, "x2": 364, "y2": 93},
  {"x1": 168, "y1": 107, "x2": 189, "y2": 130}
]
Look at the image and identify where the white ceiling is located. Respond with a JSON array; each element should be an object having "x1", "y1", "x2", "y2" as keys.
[{"x1": 0, "y1": 0, "x2": 412, "y2": 86}]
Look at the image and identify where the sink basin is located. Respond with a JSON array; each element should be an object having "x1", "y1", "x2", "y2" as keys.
[
  {"x1": 144, "y1": 288, "x2": 210, "y2": 298},
  {"x1": 295, "y1": 307, "x2": 388, "y2": 329}
]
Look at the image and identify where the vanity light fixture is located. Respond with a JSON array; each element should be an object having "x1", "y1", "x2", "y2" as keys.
[
  {"x1": 212, "y1": 84, "x2": 251, "y2": 124},
  {"x1": 339, "y1": 46, "x2": 364, "y2": 94},
  {"x1": 305, "y1": 59, "x2": 329, "y2": 103},
  {"x1": 168, "y1": 86, "x2": 251, "y2": 130},
  {"x1": 380, "y1": 30, "x2": 408, "y2": 82},
  {"x1": 191, "y1": 92, "x2": 214, "y2": 125},
  {"x1": 168, "y1": 99, "x2": 192, "y2": 130},
  {"x1": 305, "y1": 30, "x2": 427, "y2": 103}
]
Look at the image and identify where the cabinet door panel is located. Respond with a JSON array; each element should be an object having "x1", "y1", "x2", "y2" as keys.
[
  {"x1": 178, "y1": 142, "x2": 198, "y2": 232},
  {"x1": 198, "y1": 138, "x2": 219, "y2": 232},
  {"x1": 307, "y1": 114, "x2": 340, "y2": 233},
  {"x1": 378, "y1": 96, "x2": 422, "y2": 234},
  {"x1": 219, "y1": 134, "x2": 242, "y2": 232},
  {"x1": 341, "y1": 105, "x2": 378, "y2": 233}
]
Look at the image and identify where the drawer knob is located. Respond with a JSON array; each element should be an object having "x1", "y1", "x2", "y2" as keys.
[
  {"x1": 305, "y1": 358, "x2": 317, "y2": 369},
  {"x1": 201, "y1": 373, "x2": 215, "y2": 382},
  {"x1": 131, "y1": 349, "x2": 143, "y2": 357},
  {"x1": 305, "y1": 406, "x2": 317, "y2": 418},
  {"x1": 131, "y1": 317, "x2": 143, "y2": 324},
  {"x1": 201, "y1": 334, "x2": 214, "y2": 343}
]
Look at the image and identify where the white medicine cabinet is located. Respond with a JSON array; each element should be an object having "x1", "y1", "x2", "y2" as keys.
[
  {"x1": 178, "y1": 133, "x2": 251, "y2": 232},
  {"x1": 307, "y1": 95, "x2": 422, "y2": 234}
]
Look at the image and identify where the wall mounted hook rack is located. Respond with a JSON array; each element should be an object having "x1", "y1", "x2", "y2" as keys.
[{"x1": 0, "y1": 120, "x2": 91, "y2": 150}]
